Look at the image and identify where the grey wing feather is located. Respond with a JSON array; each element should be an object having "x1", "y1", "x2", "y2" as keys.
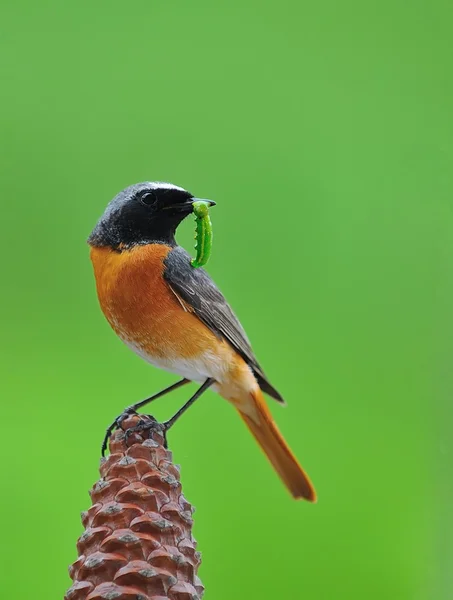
[{"x1": 163, "y1": 246, "x2": 284, "y2": 403}]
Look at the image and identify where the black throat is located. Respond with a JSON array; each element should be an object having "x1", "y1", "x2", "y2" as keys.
[{"x1": 88, "y1": 219, "x2": 179, "y2": 251}]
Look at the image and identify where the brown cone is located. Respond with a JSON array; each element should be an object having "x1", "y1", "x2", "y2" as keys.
[{"x1": 65, "y1": 415, "x2": 204, "y2": 600}]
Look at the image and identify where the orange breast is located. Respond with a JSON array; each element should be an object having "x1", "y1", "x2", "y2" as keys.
[{"x1": 89, "y1": 244, "x2": 220, "y2": 360}]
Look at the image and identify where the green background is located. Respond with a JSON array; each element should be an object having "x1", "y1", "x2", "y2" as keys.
[{"x1": 1, "y1": 1, "x2": 452, "y2": 598}]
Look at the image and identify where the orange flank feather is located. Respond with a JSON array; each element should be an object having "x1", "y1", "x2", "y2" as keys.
[
  {"x1": 89, "y1": 244, "x2": 225, "y2": 360},
  {"x1": 238, "y1": 389, "x2": 317, "y2": 501}
]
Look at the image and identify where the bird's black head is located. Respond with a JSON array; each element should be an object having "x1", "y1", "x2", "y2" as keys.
[{"x1": 88, "y1": 182, "x2": 214, "y2": 250}]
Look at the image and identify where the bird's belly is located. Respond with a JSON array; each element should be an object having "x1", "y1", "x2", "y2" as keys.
[{"x1": 120, "y1": 336, "x2": 229, "y2": 383}]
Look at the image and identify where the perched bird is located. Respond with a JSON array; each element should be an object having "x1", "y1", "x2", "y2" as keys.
[{"x1": 88, "y1": 182, "x2": 316, "y2": 501}]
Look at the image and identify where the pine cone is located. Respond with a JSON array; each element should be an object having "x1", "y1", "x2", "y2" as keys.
[{"x1": 66, "y1": 415, "x2": 204, "y2": 600}]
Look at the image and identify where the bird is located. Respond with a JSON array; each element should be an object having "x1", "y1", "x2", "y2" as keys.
[{"x1": 88, "y1": 181, "x2": 316, "y2": 501}]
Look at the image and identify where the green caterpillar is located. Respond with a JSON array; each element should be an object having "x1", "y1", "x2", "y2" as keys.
[{"x1": 191, "y1": 200, "x2": 213, "y2": 268}]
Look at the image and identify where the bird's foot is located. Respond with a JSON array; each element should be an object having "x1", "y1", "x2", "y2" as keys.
[
  {"x1": 123, "y1": 415, "x2": 168, "y2": 449},
  {"x1": 101, "y1": 406, "x2": 139, "y2": 456}
]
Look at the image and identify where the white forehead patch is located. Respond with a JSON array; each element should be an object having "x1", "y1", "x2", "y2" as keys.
[{"x1": 147, "y1": 181, "x2": 187, "y2": 192}]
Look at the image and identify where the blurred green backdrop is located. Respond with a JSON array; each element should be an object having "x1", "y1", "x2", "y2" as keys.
[{"x1": 1, "y1": 1, "x2": 452, "y2": 598}]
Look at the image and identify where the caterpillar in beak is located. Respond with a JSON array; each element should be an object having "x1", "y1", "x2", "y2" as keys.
[{"x1": 191, "y1": 200, "x2": 213, "y2": 268}]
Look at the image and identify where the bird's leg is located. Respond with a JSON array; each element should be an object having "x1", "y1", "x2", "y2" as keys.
[
  {"x1": 101, "y1": 378, "x2": 190, "y2": 456},
  {"x1": 163, "y1": 378, "x2": 214, "y2": 430},
  {"x1": 123, "y1": 378, "x2": 215, "y2": 449}
]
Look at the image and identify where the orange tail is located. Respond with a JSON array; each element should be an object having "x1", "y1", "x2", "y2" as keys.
[{"x1": 238, "y1": 389, "x2": 317, "y2": 501}]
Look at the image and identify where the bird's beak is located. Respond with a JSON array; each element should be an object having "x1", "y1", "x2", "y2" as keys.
[
  {"x1": 164, "y1": 198, "x2": 216, "y2": 212},
  {"x1": 192, "y1": 198, "x2": 216, "y2": 207}
]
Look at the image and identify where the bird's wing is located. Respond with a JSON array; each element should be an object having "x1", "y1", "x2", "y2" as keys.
[{"x1": 163, "y1": 246, "x2": 284, "y2": 403}]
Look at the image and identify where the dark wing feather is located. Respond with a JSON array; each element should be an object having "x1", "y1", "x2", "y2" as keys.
[{"x1": 163, "y1": 246, "x2": 284, "y2": 403}]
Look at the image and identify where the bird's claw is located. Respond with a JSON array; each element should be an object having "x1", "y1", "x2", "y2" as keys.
[
  {"x1": 123, "y1": 415, "x2": 165, "y2": 444},
  {"x1": 101, "y1": 406, "x2": 139, "y2": 457}
]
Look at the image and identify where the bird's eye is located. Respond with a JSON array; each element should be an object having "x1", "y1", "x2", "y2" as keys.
[{"x1": 139, "y1": 191, "x2": 157, "y2": 206}]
